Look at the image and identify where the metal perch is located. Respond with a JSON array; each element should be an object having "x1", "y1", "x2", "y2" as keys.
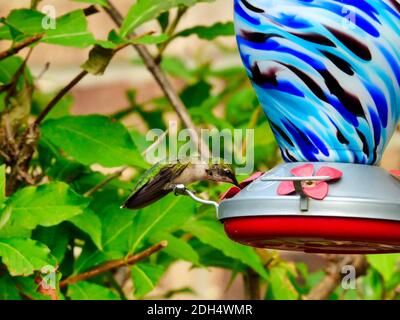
[{"x1": 173, "y1": 184, "x2": 219, "y2": 216}]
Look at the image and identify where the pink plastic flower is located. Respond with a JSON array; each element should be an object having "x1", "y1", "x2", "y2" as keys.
[
  {"x1": 389, "y1": 169, "x2": 400, "y2": 181},
  {"x1": 277, "y1": 164, "x2": 342, "y2": 200},
  {"x1": 220, "y1": 172, "x2": 264, "y2": 201}
]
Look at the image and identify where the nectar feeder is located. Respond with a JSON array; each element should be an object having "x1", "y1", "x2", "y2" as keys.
[{"x1": 218, "y1": 0, "x2": 400, "y2": 254}]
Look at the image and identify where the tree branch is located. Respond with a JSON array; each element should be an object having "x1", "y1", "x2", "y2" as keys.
[
  {"x1": 60, "y1": 241, "x2": 168, "y2": 288},
  {"x1": 304, "y1": 255, "x2": 368, "y2": 300},
  {"x1": 103, "y1": 0, "x2": 210, "y2": 158},
  {"x1": 0, "y1": 34, "x2": 44, "y2": 62}
]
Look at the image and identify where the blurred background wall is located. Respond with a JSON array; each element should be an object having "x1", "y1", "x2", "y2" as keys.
[{"x1": 1, "y1": 0, "x2": 399, "y2": 299}]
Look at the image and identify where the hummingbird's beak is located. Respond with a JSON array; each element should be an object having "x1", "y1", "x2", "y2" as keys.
[{"x1": 230, "y1": 174, "x2": 241, "y2": 189}]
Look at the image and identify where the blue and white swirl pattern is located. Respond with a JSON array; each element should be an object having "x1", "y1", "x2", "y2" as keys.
[{"x1": 235, "y1": 0, "x2": 400, "y2": 164}]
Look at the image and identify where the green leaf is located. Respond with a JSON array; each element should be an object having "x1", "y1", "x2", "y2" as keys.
[
  {"x1": 3, "y1": 10, "x2": 43, "y2": 38},
  {"x1": 69, "y1": 209, "x2": 102, "y2": 250},
  {"x1": 160, "y1": 56, "x2": 195, "y2": 81},
  {"x1": 0, "y1": 238, "x2": 55, "y2": 276},
  {"x1": 175, "y1": 22, "x2": 234, "y2": 40},
  {"x1": 101, "y1": 206, "x2": 137, "y2": 254},
  {"x1": 67, "y1": 281, "x2": 120, "y2": 300},
  {"x1": 131, "y1": 263, "x2": 165, "y2": 298},
  {"x1": 73, "y1": 242, "x2": 116, "y2": 275},
  {"x1": 38, "y1": 138, "x2": 89, "y2": 183},
  {"x1": 150, "y1": 232, "x2": 199, "y2": 265},
  {"x1": 131, "y1": 33, "x2": 169, "y2": 45},
  {"x1": 266, "y1": 265, "x2": 299, "y2": 300},
  {"x1": 41, "y1": 115, "x2": 149, "y2": 169},
  {"x1": 254, "y1": 123, "x2": 278, "y2": 167},
  {"x1": 180, "y1": 80, "x2": 212, "y2": 108},
  {"x1": 6, "y1": 9, "x2": 95, "y2": 48},
  {"x1": 157, "y1": 11, "x2": 170, "y2": 32},
  {"x1": 305, "y1": 270, "x2": 325, "y2": 289},
  {"x1": 183, "y1": 219, "x2": 267, "y2": 278},
  {"x1": 361, "y1": 269, "x2": 384, "y2": 300},
  {"x1": 0, "y1": 217, "x2": 31, "y2": 239},
  {"x1": 46, "y1": 10, "x2": 95, "y2": 47},
  {"x1": 367, "y1": 254, "x2": 400, "y2": 282},
  {"x1": 81, "y1": 45, "x2": 114, "y2": 75},
  {"x1": 1, "y1": 182, "x2": 89, "y2": 230},
  {"x1": 0, "y1": 274, "x2": 21, "y2": 300},
  {"x1": 0, "y1": 165, "x2": 5, "y2": 204},
  {"x1": 226, "y1": 88, "x2": 258, "y2": 126},
  {"x1": 191, "y1": 240, "x2": 246, "y2": 271},
  {"x1": 129, "y1": 195, "x2": 196, "y2": 254},
  {"x1": 33, "y1": 224, "x2": 71, "y2": 263},
  {"x1": 74, "y1": 0, "x2": 109, "y2": 7},
  {"x1": 0, "y1": 24, "x2": 11, "y2": 40},
  {"x1": 120, "y1": 0, "x2": 214, "y2": 37}
]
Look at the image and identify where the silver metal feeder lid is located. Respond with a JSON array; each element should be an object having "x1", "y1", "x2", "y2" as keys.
[{"x1": 219, "y1": 162, "x2": 400, "y2": 222}]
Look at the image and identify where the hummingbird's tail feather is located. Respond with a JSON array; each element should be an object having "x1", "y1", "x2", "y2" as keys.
[
  {"x1": 121, "y1": 162, "x2": 189, "y2": 210},
  {"x1": 121, "y1": 188, "x2": 171, "y2": 210}
]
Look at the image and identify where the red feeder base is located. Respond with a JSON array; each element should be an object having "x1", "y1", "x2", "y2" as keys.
[{"x1": 223, "y1": 216, "x2": 400, "y2": 254}]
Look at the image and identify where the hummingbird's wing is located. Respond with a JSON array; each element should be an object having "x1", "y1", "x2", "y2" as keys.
[{"x1": 121, "y1": 162, "x2": 189, "y2": 210}]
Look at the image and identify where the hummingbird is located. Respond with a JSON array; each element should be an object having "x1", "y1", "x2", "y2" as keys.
[{"x1": 121, "y1": 157, "x2": 240, "y2": 210}]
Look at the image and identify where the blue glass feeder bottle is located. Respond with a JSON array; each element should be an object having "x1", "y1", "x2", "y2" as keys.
[{"x1": 219, "y1": 0, "x2": 400, "y2": 254}]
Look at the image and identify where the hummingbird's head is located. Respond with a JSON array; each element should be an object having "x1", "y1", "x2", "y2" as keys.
[{"x1": 205, "y1": 161, "x2": 240, "y2": 188}]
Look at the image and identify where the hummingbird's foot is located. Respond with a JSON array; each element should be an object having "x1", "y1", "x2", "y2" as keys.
[{"x1": 173, "y1": 184, "x2": 187, "y2": 196}]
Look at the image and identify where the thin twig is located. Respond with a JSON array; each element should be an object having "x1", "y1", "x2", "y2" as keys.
[
  {"x1": 304, "y1": 255, "x2": 368, "y2": 300},
  {"x1": 103, "y1": 0, "x2": 210, "y2": 158},
  {"x1": 0, "y1": 149, "x2": 11, "y2": 162},
  {"x1": 33, "y1": 70, "x2": 88, "y2": 127},
  {"x1": 0, "y1": 34, "x2": 44, "y2": 62},
  {"x1": 30, "y1": 0, "x2": 42, "y2": 9},
  {"x1": 84, "y1": 167, "x2": 128, "y2": 197},
  {"x1": 59, "y1": 241, "x2": 168, "y2": 288},
  {"x1": 35, "y1": 62, "x2": 50, "y2": 81}
]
